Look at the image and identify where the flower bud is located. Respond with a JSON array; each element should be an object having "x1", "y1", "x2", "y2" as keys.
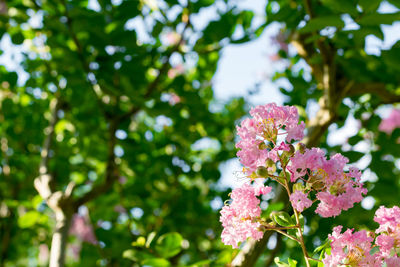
[
  {"x1": 297, "y1": 143, "x2": 306, "y2": 154},
  {"x1": 293, "y1": 183, "x2": 305, "y2": 192},
  {"x1": 258, "y1": 142, "x2": 267, "y2": 150},
  {"x1": 288, "y1": 144, "x2": 295, "y2": 155},
  {"x1": 256, "y1": 166, "x2": 269, "y2": 178},
  {"x1": 266, "y1": 158, "x2": 275, "y2": 168}
]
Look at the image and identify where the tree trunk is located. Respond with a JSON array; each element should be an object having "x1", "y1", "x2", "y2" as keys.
[{"x1": 49, "y1": 211, "x2": 71, "y2": 267}]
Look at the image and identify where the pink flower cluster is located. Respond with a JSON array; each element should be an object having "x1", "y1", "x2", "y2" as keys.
[
  {"x1": 289, "y1": 190, "x2": 312, "y2": 212},
  {"x1": 70, "y1": 214, "x2": 97, "y2": 245},
  {"x1": 288, "y1": 149, "x2": 367, "y2": 217},
  {"x1": 220, "y1": 182, "x2": 271, "y2": 248},
  {"x1": 323, "y1": 226, "x2": 377, "y2": 267},
  {"x1": 379, "y1": 109, "x2": 400, "y2": 134},
  {"x1": 323, "y1": 206, "x2": 400, "y2": 267},
  {"x1": 236, "y1": 103, "x2": 305, "y2": 174}
]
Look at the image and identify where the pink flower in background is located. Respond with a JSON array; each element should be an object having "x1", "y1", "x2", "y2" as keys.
[
  {"x1": 379, "y1": 109, "x2": 400, "y2": 134},
  {"x1": 220, "y1": 183, "x2": 271, "y2": 248},
  {"x1": 290, "y1": 191, "x2": 312, "y2": 212},
  {"x1": 164, "y1": 31, "x2": 181, "y2": 46},
  {"x1": 168, "y1": 93, "x2": 181, "y2": 105},
  {"x1": 118, "y1": 176, "x2": 127, "y2": 184},
  {"x1": 38, "y1": 244, "x2": 49, "y2": 264},
  {"x1": 69, "y1": 244, "x2": 81, "y2": 261},
  {"x1": 168, "y1": 64, "x2": 185, "y2": 79},
  {"x1": 70, "y1": 214, "x2": 97, "y2": 245},
  {"x1": 114, "y1": 205, "x2": 127, "y2": 214},
  {"x1": 271, "y1": 30, "x2": 289, "y2": 53}
]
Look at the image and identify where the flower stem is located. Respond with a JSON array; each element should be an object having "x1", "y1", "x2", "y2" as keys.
[
  {"x1": 293, "y1": 209, "x2": 311, "y2": 267},
  {"x1": 273, "y1": 229, "x2": 301, "y2": 243},
  {"x1": 282, "y1": 175, "x2": 311, "y2": 267}
]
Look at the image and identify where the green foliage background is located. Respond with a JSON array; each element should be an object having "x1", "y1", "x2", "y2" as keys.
[{"x1": 0, "y1": 0, "x2": 400, "y2": 266}]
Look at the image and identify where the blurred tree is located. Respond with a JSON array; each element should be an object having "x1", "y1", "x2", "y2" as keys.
[{"x1": 0, "y1": 0, "x2": 262, "y2": 266}]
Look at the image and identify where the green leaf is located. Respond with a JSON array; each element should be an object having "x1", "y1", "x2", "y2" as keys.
[
  {"x1": 313, "y1": 240, "x2": 331, "y2": 255},
  {"x1": 271, "y1": 211, "x2": 295, "y2": 227},
  {"x1": 155, "y1": 232, "x2": 183, "y2": 258},
  {"x1": 11, "y1": 32, "x2": 25, "y2": 45},
  {"x1": 342, "y1": 151, "x2": 364, "y2": 162},
  {"x1": 188, "y1": 259, "x2": 212, "y2": 267},
  {"x1": 299, "y1": 16, "x2": 345, "y2": 33},
  {"x1": 274, "y1": 257, "x2": 297, "y2": 267},
  {"x1": 318, "y1": 247, "x2": 331, "y2": 267},
  {"x1": 215, "y1": 250, "x2": 233, "y2": 264},
  {"x1": 288, "y1": 258, "x2": 298, "y2": 267},
  {"x1": 357, "y1": 12, "x2": 400, "y2": 26},
  {"x1": 142, "y1": 258, "x2": 171, "y2": 267},
  {"x1": 70, "y1": 172, "x2": 85, "y2": 184},
  {"x1": 18, "y1": 211, "x2": 40, "y2": 228},
  {"x1": 321, "y1": 0, "x2": 358, "y2": 16},
  {"x1": 122, "y1": 249, "x2": 137, "y2": 261},
  {"x1": 358, "y1": 0, "x2": 381, "y2": 13}
]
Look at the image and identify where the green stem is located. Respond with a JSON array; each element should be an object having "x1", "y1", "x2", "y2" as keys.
[
  {"x1": 273, "y1": 229, "x2": 301, "y2": 243},
  {"x1": 282, "y1": 175, "x2": 311, "y2": 267},
  {"x1": 293, "y1": 209, "x2": 311, "y2": 267}
]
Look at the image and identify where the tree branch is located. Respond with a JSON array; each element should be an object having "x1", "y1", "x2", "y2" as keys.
[
  {"x1": 34, "y1": 97, "x2": 59, "y2": 201},
  {"x1": 73, "y1": 119, "x2": 119, "y2": 208},
  {"x1": 346, "y1": 81, "x2": 400, "y2": 104}
]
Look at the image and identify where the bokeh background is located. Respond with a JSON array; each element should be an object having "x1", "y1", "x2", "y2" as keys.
[{"x1": 1, "y1": 0, "x2": 400, "y2": 266}]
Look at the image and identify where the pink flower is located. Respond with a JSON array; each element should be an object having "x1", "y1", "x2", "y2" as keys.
[
  {"x1": 235, "y1": 103, "x2": 305, "y2": 174},
  {"x1": 164, "y1": 31, "x2": 181, "y2": 46},
  {"x1": 379, "y1": 109, "x2": 400, "y2": 134},
  {"x1": 271, "y1": 30, "x2": 289, "y2": 53},
  {"x1": 220, "y1": 183, "x2": 272, "y2": 248},
  {"x1": 374, "y1": 205, "x2": 400, "y2": 234},
  {"x1": 374, "y1": 205, "x2": 400, "y2": 259},
  {"x1": 168, "y1": 64, "x2": 185, "y2": 79},
  {"x1": 70, "y1": 214, "x2": 97, "y2": 245},
  {"x1": 254, "y1": 181, "x2": 272, "y2": 197},
  {"x1": 385, "y1": 256, "x2": 400, "y2": 267},
  {"x1": 38, "y1": 244, "x2": 49, "y2": 264},
  {"x1": 323, "y1": 226, "x2": 376, "y2": 267},
  {"x1": 323, "y1": 206, "x2": 400, "y2": 266},
  {"x1": 289, "y1": 190, "x2": 312, "y2": 212},
  {"x1": 288, "y1": 148, "x2": 367, "y2": 218},
  {"x1": 376, "y1": 235, "x2": 395, "y2": 257},
  {"x1": 248, "y1": 103, "x2": 304, "y2": 143},
  {"x1": 288, "y1": 148, "x2": 325, "y2": 182}
]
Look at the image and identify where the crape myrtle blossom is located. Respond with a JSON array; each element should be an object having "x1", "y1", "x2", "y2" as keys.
[
  {"x1": 220, "y1": 182, "x2": 272, "y2": 248},
  {"x1": 374, "y1": 206, "x2": 400, "y2": 262},
  {"x1": 235, "y1": 103, "x2": 305, "y2": 174},
  {"x1": 288, "y1": 149, "x2": 367, "y2": 217},
  {"x1": 323, "y1": 206, "x2": 400, "y2": 266},
  {"x1": 379, "y1": 108, "x2": 400, "y2": 134},
  {"x1": 221, "y1": 103, "x2": 367, "y2": 251},
  {"x1": 323, "y1": 226, "x2": 377, "y2": 267},
  {"x1": 289, "y1": 190, "x2": 312, "y2": 212}
]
